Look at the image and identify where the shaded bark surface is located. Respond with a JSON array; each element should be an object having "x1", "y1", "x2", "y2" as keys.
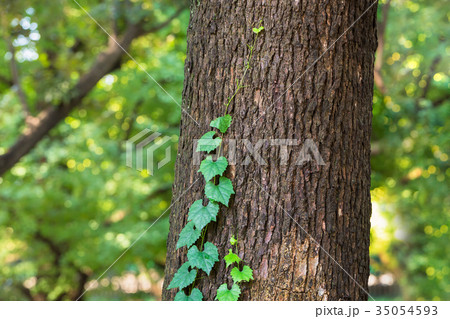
[{"x1": 163, "y1": 0, "x2": 377, "y2": 300}]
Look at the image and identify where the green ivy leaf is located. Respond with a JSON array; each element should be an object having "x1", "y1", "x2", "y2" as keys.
[
  {"x1": 176, "y1": 221, "x2": 201, "y2": 249},
  {"x1": 210, "y1": 114, "x2": 232, "y2": 133},
  {"x1": 174, "y1": 288, "x2": 203, "y2": 301},
  {"x1": 216, "y1": 283, "x2": 241, "y2": 301},
  {"x1": 224, "y1": 249, "x2": 241, "y2": 268},
  {"x1": 167, "y1": 262, "x2": 197, "y2": 289},
  {"x1": 230, "y1": 235, "x2": 237, "y2": 245},
  {"x1": 230, "y1": 265, "x2": 254, "y2": 283},
  {"x1": 196, "y1": 131, "x2": 222, "y2": 153},
  {"x1": 187, "y1": 242, "x2": 219, "y2": 275},
  {"x1": 188, "y1": 199, "x2": 220, "y2": 230},
  {"x1": 198, "y1": 156, "x2": 228, "y2": 181},
  {"x1": 252, "y1": 26, "x2": 264, "y2": 34},
  {"x1": 205, "y1": 177, "x2": 235, "y2": 206}
]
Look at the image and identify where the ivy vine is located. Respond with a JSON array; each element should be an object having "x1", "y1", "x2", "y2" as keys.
[
  {"x1": 167, "y1": 22, "x2": 264, "y2": 301},
  {"x1": 215, "y1": 235, "x2": 254, "y2": 301}
]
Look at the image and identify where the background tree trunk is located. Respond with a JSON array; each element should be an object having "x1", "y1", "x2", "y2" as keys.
[{"x1": 163, "y1": 0, "x2": 377, "y2": 301}]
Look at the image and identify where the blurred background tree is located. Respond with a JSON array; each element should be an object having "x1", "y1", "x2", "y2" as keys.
[
  {"x1": 370, "y1": 0, "x2": 449, "y2": 301},
  {"x1": 0, "y1": 0, "x2": 448, "y2": 300},
  {"x1": 0, "y1": 0, "x2": 187, "y2": 300}
]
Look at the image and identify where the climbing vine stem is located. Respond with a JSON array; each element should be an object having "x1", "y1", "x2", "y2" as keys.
[{"x1": 167, "y1": 22, "x2": 263, "y2": 301}]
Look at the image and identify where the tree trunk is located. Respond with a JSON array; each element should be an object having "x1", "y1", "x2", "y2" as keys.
[{"x1": 163, "y1": 0, "x2": 377, "y2": 301}]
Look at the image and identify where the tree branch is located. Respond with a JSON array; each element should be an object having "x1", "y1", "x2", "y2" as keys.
[
  {"x1": 431, "y1": 92, "x2": 450, "y2": 108},
  {"x1": 0, "y1": 25, "x2": 140, "y2": 176},
  {"x1": 0, "y1": 74, "x2": 13, "y2": 88},
  {"x1": 0, "y1": 6, "x2": 185, "y2": 177},
  {"x1": 415, "y1": 55, "x2": 441, "y2": 112},
  {"x1": 8, "y1": 39, "x2": 31, "y2": 117},
  {"x1": 374, "y1": 0, "x2": 391, "y2": 95},
  {"x1": 138, "y1": 6, "x2": 186, "y2": 35},
  {"x1": 420, "y1": 55, "x2": 441, "y2": 99}
]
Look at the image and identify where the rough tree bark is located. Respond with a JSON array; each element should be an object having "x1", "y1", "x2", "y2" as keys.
[{"x1": 163, "y1": 0, "x2": 377, "y2": 300}]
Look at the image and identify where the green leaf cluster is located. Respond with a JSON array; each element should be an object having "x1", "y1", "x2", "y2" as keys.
[
  {"x1": 188, "y1": 200, "x2": 219, "y2": 230},
  {"x1": 170, "y1": 112, "x2": 235, "y2": 300},
  {"x1": 368, "y1": 1, "x2": 449, "y2": 300},
  {"x1": 210, "y1": 114, "x2": 232, "y2": 133},
  {"x1": 252, "y1": 26, "x2": 264, "y2": 34},
  {"x1": 216, "y1": 236, "x2": 254, "y2": 301},
  {"x1": 198, "y1": 156, "x2": 228, "y2": 181},
  {"x1": 167, "y1": 262, "x2": 197, "y2": 289},
  {"x1": 187, "y1": 242, "x2": 219, "y2": 275},
  {"x1": 224, "y1": 249, "x2": 241, "y2": 268},
  {"x1": 205, "y1": 177, "x2": 235, "y2": 206},
  {"x1": 175, "y1": 288, "x2": 203, "y2": 301},
  {"x1": 169, "y1": 23, "x2": 266, "y2": 301},
  {"x1": 215, "y1": 283, "x2": 241, "y2": 301},
  {"x1": 196, "y1": 131, "x2": 222, "y2": 153},
  {"x1": 230, "y1": 265, "x2": 254, "y2": 283},
  {"x1": 0, "y1": 0, "x2": 188, "y2": 301},
  {"x1": 176, "y1": 222, "x2": 201, "y2": 249}
]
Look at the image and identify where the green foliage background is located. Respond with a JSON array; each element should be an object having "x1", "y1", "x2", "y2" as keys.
[
  {"x1": 0, "y1": 0, "x2": 448, "y2": 300},
  {"x1": 369, "y1": 0, "x2": 449, "y2": 301}
]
